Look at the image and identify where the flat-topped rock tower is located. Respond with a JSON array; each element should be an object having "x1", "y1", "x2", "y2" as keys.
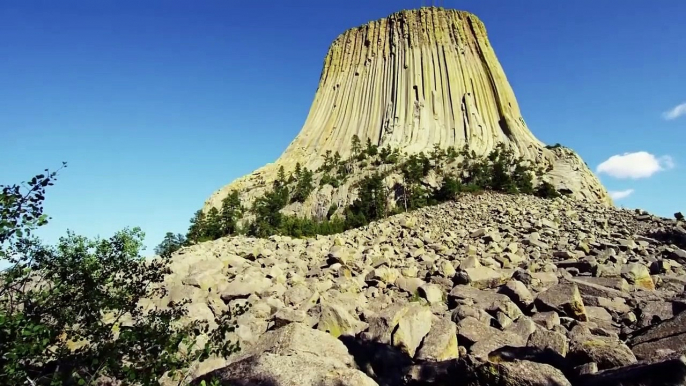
[{"x1": 204, "y1": 7, "x2": 612, "y2": 214}]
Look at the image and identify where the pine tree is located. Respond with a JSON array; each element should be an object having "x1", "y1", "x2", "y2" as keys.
[
  {"x1": 204, "y1": 207, "x2": 223, "y2": 240},
  {"x1": 351, "y1": 135, "x2": 362, "y2": 156},
  {"x1": 219, "y1": 191, "x2": 243, "y2": 236},
  {"x1": 291, "y1": 168, "x2": 314, "y2": 203},
  {"x1": 294, "y1": 162, "x2": 302, "y2": 179},
  {"x1": 365, "y1": 137, "x2": 378, "y2": 156},
  {"x1": 154, "y1": 232, "x2": 186, "y2": 257},
  {"x1": 186, "y1": 209, "x2": 206, "y2": 244}
]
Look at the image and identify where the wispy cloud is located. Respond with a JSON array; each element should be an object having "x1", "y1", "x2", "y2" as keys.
[
  {"x1": 663, "y1": 102, "x2": 686, "y2": 120},
  {"x1": 596, "y1": 151, "x2": 674, "y2": 179},
  {"x1": 609, "y1": 189, "x2": 634, "y2": 200}
]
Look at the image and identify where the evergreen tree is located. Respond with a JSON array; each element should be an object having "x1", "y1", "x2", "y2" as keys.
[
  {"x1": 351, "y1": 135, "x2": 362, "y2": 156},
  {"x1": 434, "y1": 175, "x2": 462, "y2": 202},
  {"x1": 203, "y1": 207, "x2": 223, "y2": 240},
  {"x1": 154, "y1": 232, "x2": 186, "y2": 257},
  {"x1": 348, "y1": 172, "x2": 387, "y2": 224},
  {"x1": 365, "y1": 137, "x2": 378, "y2": 156},
  {"x1": 294, "y1": 162, "x2": 302, "y2": 178},
  {"x1": 249, "y1": 187, "x2": 289, "y2": 237},
  {"x1": 291, "y1": 168, "x2": 314, "y2": 203},
  {"x1": 186, "y1": 209, "x2": 207, "y2": 244},
  {"x1": 275, "y1": 166, "x2": 286, "y2": 188},
  {"x1": 219, "y1": 191, "x2": 243, "y2": 236}
]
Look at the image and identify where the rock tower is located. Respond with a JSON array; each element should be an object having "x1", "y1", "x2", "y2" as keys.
[{"x1": 204, "y1": 7, "x2": 612, "y2": 214}]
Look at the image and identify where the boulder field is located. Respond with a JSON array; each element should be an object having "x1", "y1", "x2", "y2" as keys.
[{"x1": 154, "y1": 191, "x2": 686, "y2": 385}]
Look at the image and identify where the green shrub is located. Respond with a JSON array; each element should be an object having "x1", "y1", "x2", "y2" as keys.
[{"x1": 534, "y1": 181, "x2": 561, "y2": 199}]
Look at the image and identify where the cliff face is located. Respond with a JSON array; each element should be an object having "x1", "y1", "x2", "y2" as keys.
[{"x1": 203, "y1": 7, "x2": 611, "y2": 213}]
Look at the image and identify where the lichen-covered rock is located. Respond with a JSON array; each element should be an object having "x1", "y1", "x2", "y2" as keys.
[
  {"x1": 193, "y1": 322, "x2": 377, "y2": 386},
  {"x1": 473, "y1": 360, "x2": 572, "y2": 386},
  {"x1": 415, "y1": 317, "x2": 459, "y2": 362},
  {"x1": 535, "y1": 283, "x2": 588, "y2": 321},
  {"x1": 392, "y1": 304, "x2": 434, "y2": 357},
  {"x1": 568, "y1": 335, "x2": 637, "y2": 370}
]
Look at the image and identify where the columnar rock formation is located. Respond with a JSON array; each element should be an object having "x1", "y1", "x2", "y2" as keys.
[
  {"x1": 204, "y1": 7, "x2": 611, "y2": 213},
  {"x1": 279, "y1": 7, "x2": 542, "y2": 169}
]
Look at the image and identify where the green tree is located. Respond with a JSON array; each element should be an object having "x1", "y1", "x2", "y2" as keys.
[
  {"x1": 294, "y1": 162, "x2": 302, "y2": 179},
  {"x1": 275, "y1": 166, "x2": 287, "y2": 189},
  {"x1": 347, "y1": 172, "x2": 387, "y2": 225},
  {"x1": 248, "y1": 187, "x2": 289, "y2": 237},
  {"x1": 0, "y1": 165, "x2": 245, "y2": 386},
  {"x1": 203, "y1": 207, "x2": 223, "y2": 240},
  {"x1": 433, "y1": 175, "x2": 462, "y2": 202},
  {"x1": 351, "y1": 135, "x2": 362, "y2": 157},
  {"x1": 291, "y1": 168, "x2": 314, "y2": 204},
  {"x1": 365, "y1": 137, "x2": 378, "y2": 156},
  {"x1": 219, "y1": 191, "x2": 243, "y2": 236},
  {"x1": 399, "y1": 153, "x2": 432, "y2": 211},
  {"x1": 186, "y1": 210, "x2": 207, "y2": 244},
  {"x1": 534, "y1": 181, "x2": 561, "y2": 199},
  {"x1": 154, "y1": 232, "x2": 186, "y2": 257}
]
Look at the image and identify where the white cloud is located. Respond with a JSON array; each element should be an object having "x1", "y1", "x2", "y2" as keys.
[
  {"x1": 663, "y1": 102, "x2": 686, "y2": 120},
  {"x1": 596, "y1": 151, "x2": 674, "y2": 179},
  {"x1": 609, "y1": 189, "x2": 634, "y2": 200}
]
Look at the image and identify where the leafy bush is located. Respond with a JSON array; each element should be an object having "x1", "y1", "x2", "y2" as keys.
[
  {"x1": 433, "y1": 175, "x2": 463, "y2": 202},
  {"x1": 0, "y1": 165, "x2": 244, "y2": 386},
  {"x1": 535, "y1": 181, "x2": 561, "y2": 199}
]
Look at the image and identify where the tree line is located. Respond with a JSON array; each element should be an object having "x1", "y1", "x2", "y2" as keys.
[{"x1": 157, "y1": 137, "x2": 562, "y2": 255}]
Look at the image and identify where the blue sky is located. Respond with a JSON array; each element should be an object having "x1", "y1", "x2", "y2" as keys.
[{"x1": 1, "y1": 0, "x2": 684, "y2": 257}]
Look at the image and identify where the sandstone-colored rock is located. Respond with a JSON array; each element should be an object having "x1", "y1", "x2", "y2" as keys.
[
  {"x1": 474, "y1": 360, "x2": 572, "y2": 386},
  {"x1": 418, "y1": 283, "x2": 444, "y2": 305},
  {"x1": 415, "y1": 317, "x2": 459, "y2": 361},
  {"x1": 568, "y1": 335, "x2": 637, "y2": 370},
  {"x1": 622, "y1": 263, "x2": 655, "y2": 290},
  {"x1": 499, "y1": 279, "x2": 534, "y2": 308},
  {"x1": 194, "y1": 323, "x2": 377, "y2": 386},
  {"x1": 535, "y1": 283, "x2": 588, "y2": 321},
  {"x1": 629, "y1": 311, "x2": 686, "y2": 360},
  {"x1": 527, "y1": 328, "x2": 569, "y2": 356},
  {"x1": 317, "y1": 302, "x2": 367, "y2": 338},
  {"x1": 463, "y1": 266, "x2": 507, "y2": 289},
  {"x1": 392, "y1": 304, "x2": 433, "y2": 357}
]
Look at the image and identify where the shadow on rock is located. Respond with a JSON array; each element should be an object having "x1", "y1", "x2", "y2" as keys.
[{"x1": 338, "y1": 334, "x2": 413, "y2": 386}]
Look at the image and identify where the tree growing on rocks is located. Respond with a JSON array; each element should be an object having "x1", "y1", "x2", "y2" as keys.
[
  {"x1": 291, "y1": 168, "x2": 314, "y2": 204},
  {"x1": 0, "y1": 165, "x2": 244, "y2": 386},
  {"x1": 219, "y1": 191, "x2": 243, "y2": 235},
  {"x1": 154, "y1": 232, "x2": 186, "y2": 257},
  {"x1": 186, "y1": 210, "x2": 208, "y2": 244},
  {"x1": 186, "y1": 137, "x2": 568, "y2": 243}
]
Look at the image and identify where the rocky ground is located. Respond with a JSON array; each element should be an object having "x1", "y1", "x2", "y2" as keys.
[{"x1": 157, "y1": 191, "x2": 686, "y2": 386}]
